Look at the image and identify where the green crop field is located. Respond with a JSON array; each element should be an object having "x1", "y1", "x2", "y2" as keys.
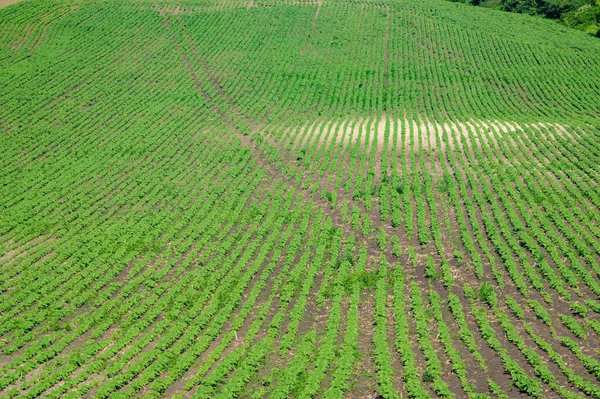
[{"x1": 1, "y1": 0, "x2": 600, "y2": 397}]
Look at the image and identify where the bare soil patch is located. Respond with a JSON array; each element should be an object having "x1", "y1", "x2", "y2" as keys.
[
  {"x1": 308, "y1": 115, "x2": 573, "y2": 159},
  {"x1": 0, "y1": 0, "x2": 24, "y2": 10}
]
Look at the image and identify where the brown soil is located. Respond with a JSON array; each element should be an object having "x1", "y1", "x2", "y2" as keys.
[
  {"x1": 0, "y1": 0, "x2": 24, "y2": 11},
  {"x1": 348, "y1": 290, "x2": 378, "y2": 398}
]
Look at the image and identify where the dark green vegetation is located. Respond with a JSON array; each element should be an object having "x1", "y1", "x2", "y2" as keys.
[
  {"x1": 1, "y1": 0, "x2": 600, "y2": 397},
  {"x1": 451, "y1": 0, "x2": 600, "y2": 37}
]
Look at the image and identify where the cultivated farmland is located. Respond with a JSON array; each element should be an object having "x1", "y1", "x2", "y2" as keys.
[{"x1": 1, "y1": 0, "x2": 600, "y2": 398}]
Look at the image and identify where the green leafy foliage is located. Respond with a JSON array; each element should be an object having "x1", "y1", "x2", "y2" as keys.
[{"x1": 0, "y1": 0, "x2": 599, "y2": 397}]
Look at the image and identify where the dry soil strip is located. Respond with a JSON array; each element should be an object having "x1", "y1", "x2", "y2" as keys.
[
  {"x1": 300, "y1": 0, "x2": 322, "y2": 57},
  {"x1": 383, "y1": 5, "x2": 390, "y2": 86},
  {"x1": 0, "y1": 0, "x2": 24, "y2": 10}
]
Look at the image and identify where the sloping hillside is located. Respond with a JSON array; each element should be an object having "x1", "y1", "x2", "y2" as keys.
[{"x1": 1, "y1": 0, "x2": 599, "y2": 397}]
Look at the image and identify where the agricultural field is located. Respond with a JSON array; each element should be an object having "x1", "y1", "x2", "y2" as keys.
[{"x1": 1, "y1": 0, "x2": 600, "y2": 397}]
